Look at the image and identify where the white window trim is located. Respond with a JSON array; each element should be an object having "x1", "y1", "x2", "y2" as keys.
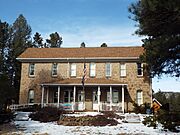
[
  {"x1": 120, "y1": 63, "x2": 126, "y2": 77},
  {"x1": 90, "y1": 63, "x2": 96, "y2": 77},
  {"x1": 28, "y1": 89, "x2": 34, "y2": 103},
  {"x1": 137, "y1": 63, "x2": 143, "y2": 76},
  {"x1": 136, "y1": 90, "x2": 143, "y2": 106},
  {"x1": 51, "y1": 63, "x2": 58, "y2": 77},
  {"x1": 29, "y1": 63, "x2": 35, "y2": 77},
  {"x1": 105, "y1": 63, "x2": 111, "y2": 77},
  {"x1": 70, "y1": 63, "x2": 76, "y2": 77},
  {"x1": 107, "y1": 90, "x2": 119, "y2": 103}
]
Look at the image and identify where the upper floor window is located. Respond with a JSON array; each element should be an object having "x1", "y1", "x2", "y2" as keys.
[
  {"x1": 137, "y1": 63, "x2": 143, "y2": 76},
  {"x1": 29, "y1": 63, "x2": 35, "y2": 76},
  {"x1": 90, "y1": 63, "x2": 96, "y2": 77},
  {"x1": 70, "y1": 63, "x2": 76, "y2": 77},
  {"x1": 136, "y1": 90, "x2": 143, "y2": 106},
  {"x1": 52, "y1": 63, "x2": 58, "y2": 76},
  {"x1": 105, "y1": 63, "x2": 111, "y2": 77},
  {"x1": 28, "y1": 89, "x2": 34, "y2": 103},
  {"x1": 120, "y1": 63, "x2": 126, "y2": 77}
]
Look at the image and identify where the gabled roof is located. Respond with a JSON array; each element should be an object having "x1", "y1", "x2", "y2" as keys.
[{"x1": 17, "y1": 46, "x2": 144, "y2": 60}]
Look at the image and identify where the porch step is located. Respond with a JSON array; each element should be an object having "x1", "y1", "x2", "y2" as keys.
[{"x1": 125, "y1": 113, "x2": 141, "y2": 123}]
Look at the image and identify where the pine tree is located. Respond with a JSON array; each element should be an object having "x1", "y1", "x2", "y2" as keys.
[
  {"x1": 46, "y1": 32, "x2": 62, "y2": 48},
  {"x1": 129, "y1": 0, "x2": 180, "y2": 77},
  {"x1": 33, "y1": 32, "x2": 43, "y2": 48},
  {"x1": 7, "y1": 14, "x2": 32, "y2": 102}
]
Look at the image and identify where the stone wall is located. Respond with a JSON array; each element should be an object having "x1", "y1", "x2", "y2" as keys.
[{"x1": 19, "y1": 62, "x2": 152, "y2": 112}]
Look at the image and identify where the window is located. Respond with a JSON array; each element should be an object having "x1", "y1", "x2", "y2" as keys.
[
  {"x1": 53, "y1": 90, "x2": 58, "y2": 103},
  {"x1": 78, "y1": 90, "x2": 84, "y2": 102},
  {"x1": 29, "y1": 63, "x2": 35, "y2": 76},
  {"x1": 52, "y1": 63, "x2": 58, "y2": 76},
  {"x1": 105, "y1": 63, "x2": 111, "y2": 77},
  {"x1": 120, "y1": 63, "x2": 126, "y2": 77},
  {"x1": 90, "y1": 63, "x2": 96, "y2": 77},
  {"x1": 112, "y1": 90, "x2": 119, "y2": 103},
  {"x1": 93, "y1": 90, "x2": 98, "y2": 103},
  {"x1": 107, "y1": 90, "x2": 119, "y2": 103},
  {"x1": 28, "y1": 89, "x2": 34, "y2": 103},
  {"x1": 64, "y1": 90, "x2": 73, "y2": 103},
  {"x1": 137, "y1": 63, "x2": 143, "y2": 76},
  {"x1": 70, "y1": 63, "x2": 76, "y2": 77},
  {"x1": 136, "y1": 90, "x2": 143, "y2": 105}
]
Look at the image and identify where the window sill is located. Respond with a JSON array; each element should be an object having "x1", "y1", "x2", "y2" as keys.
[
  {"x1": 29, "y1": 75, "x2": 35, "y2": 78},
  {"x1": 137, "y1": 75, "x2": 143, "y2": 78}
]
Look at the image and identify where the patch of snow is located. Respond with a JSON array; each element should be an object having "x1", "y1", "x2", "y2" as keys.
[
  {"x1": 14, "y1": 112, "x2": 31, "y2": 121},
  {"x1": 12, "y1": 112, "x2": 180, "y2": 135}
]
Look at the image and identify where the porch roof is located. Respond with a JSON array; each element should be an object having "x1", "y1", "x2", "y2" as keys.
[{"x1": 41, "y1": 78, "x2": 127, "y2": 86}]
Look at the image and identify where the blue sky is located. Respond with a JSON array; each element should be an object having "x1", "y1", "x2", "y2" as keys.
[{"x1": 0, "y1": 0, "x2": 179, "y2": 92}]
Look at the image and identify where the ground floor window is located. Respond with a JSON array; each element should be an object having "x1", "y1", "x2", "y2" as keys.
[
  {"x1": 93, "y1": 90, "x2": 98, "y2": 103},
  {"x1": 53, "y1": 90, "x2": 58, "y2": 103},
  {"x1": 107, "y1": 89, "x2": 119, "y2": 103},
  {"x1": 136, "y1": 90, "x2": 143, "y2": 106},
  {"x1": 64, "y1": 90, "x2": 73, "y2": 103},
  {"x1": 28, "y1": 89, "x2": 34, "y2": 103},
  {"x1": 78, "y1": 90, "x2": 84, "y2": 102}
]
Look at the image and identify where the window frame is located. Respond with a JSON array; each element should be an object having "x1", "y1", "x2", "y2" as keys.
[
  {"x1": 28, "y1": 89, "x2": 34, "y2": 103},
  {"x1": 120, "y1": 63, "x2": 126, "y2": 77},
  {"x1": 107, "y1": 89, "x2": 119, "y2": 103},
  {"x1": 89, "y1": 63, "x2": 96, "y2": 77},
  {"x1": 29, "y1": 63, "x2": 35, "y2": 77},
  {"x1": 63, "y1": 90, "x2": 73, "y2": 103},
  {"x1": 70, "y1": 63, "x2": 76, "y2": 77},
  {"x1": 137, "y1": 63, "x2": 143, "y2": 76},
  {"x1": 51, "y1": 63, "x2": 58, "y2": 77},
  {"x1": 136, "y1": 90, "x2": 143, "y2": 106},
  {"x1": 105, "y1": 63, "x2": 111, "y2": 77}
]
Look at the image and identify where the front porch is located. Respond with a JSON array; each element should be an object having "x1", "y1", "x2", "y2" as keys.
[{"x1": 41, "y1": 84, "x2": 127, "y2": 113}]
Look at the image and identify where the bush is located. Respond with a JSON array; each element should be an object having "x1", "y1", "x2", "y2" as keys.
[
  {"x1": 29, "y1": 106, "x2": 64, "y2": 122},
  {"x1": 143, "y1": 109, "x2": 180, "y2": 132},
  {"x1": 133, "y1": 102, "x2": 151, "y2": 114},
  {"x1": 0, "y1": 108, "x2": 15, "y2": 124}
]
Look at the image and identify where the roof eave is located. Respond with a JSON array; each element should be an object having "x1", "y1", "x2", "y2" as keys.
[{"x1": 16, "y1": 57, "x2": 140, "y2": 63}]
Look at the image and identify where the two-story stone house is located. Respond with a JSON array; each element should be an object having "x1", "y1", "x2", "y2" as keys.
[{"x1": 17, "y1": 46, "x2": 152, "y2": 112}]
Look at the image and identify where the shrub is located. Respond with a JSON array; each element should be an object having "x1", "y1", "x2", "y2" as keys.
[
  {"x1": 132, "y1": 102, "x2": 151, "y2": 114},
  {"x1": 0, "y1": 107, "x2": 15, "y2": 124},
  {"x1": 143, "y1": 109, "x2": 180, "y2": 132},
  {"x1": 29, "y1": 106, "x2": 64, "y2": 122}
]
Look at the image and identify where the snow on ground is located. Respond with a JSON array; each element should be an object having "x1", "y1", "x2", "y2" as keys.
[{"x1": 12, "y1": 112, "x2": 179, "y2": 135}]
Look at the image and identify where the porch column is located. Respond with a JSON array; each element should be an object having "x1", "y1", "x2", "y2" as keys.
[
  {"x1": 46, "y1": 88, "x2": 49, "y2": 104},
  {"x1": 57, "y1": 86, "x2": 60, "y2": 108},
  {"x1": 41, "y1": 86, "x2": 44, "y2": 108},
  {"x1": 97, "y1": 86, "x2": 101, "y2": 112},
  {"x1": 122, "y1": 85, "x2": 125, "y2": 113},
  {"x1": 72, "y1": 86, "x2": 76, "y2": 112},
  {"x1": 110, "y1": 86, "x2": 112, "y2": 111}
]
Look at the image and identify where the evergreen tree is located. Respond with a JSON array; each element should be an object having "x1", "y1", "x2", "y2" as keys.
[
  {"x1": 0, "y1": 20, "x2": 9, "y2": 75},
  {"x1": 46, "y1": 32, "x2": 62, "y2": 48},
  {"x1": 33, "y1": 32, "x2": 43, "y2": 48},
  {"x1": 7, "y1": 14, "x2": 32, "y2": 102},
  {"x1": 129, "y1": 0, "x2": 180, "y2": 77},
  {"x1": 80, "y1": 42, "x2": 86, "y2": 48},
  {"x1": 101, "y1": 43, "x2": 108, "y2": 47}
]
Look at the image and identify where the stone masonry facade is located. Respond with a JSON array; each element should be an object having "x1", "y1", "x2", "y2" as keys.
[{"x1": 19, "y1": 61, "x2": 152, "y2": 112}]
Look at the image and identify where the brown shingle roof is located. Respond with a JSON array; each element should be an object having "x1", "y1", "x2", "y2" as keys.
[
  {"x1": 42, "y1": 78, "x2": 126, "y2": 86},
  {"x1": 18, "y1": 46, "x2": 143, "y2": 59}
]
